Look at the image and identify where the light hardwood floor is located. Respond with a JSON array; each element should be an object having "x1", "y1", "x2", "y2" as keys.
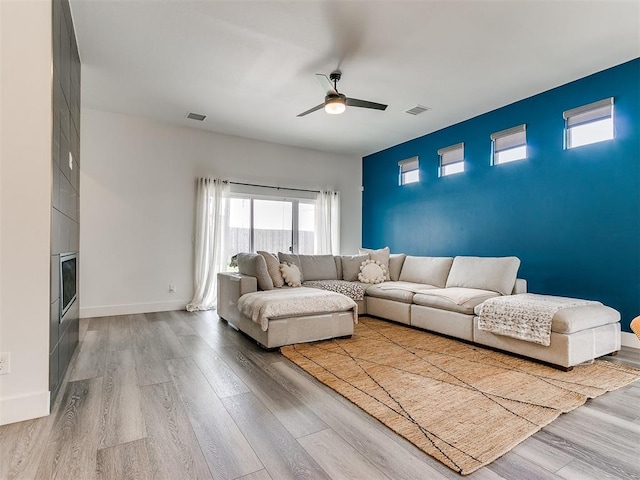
[{"x1": 1, "y1": 311, "x2": 639, "y2": 480}]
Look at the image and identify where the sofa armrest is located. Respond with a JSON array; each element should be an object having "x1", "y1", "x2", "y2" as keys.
[
  {"x1": 512, "y1": 278, "x2": 527, "y2": 294},
  {"x1": 217, "y1": 272, "x2": 258, "y2": 322}
]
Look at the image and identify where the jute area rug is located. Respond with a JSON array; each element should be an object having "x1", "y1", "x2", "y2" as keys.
[{"x1": 281, "y1": 317, "x2": 640, "y2": 475}]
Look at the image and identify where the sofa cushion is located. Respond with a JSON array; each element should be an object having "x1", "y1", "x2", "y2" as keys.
[
  {"x1": 446, "y1": 256, "x2": 521, "y2": 295},
  {"x1": 366, "y1": 281, "x2": 438, "y2": 304},
  {"x1": 257, "y1": 251, "x2": 285, "y2": 288},
  {"x1": 349, "y1": 280, "x2": 375, "y2": 293},
  {"x1": 334, "y1": 256, "x2": 343, "y2": 279},
  {"x1": 413, "y1": 288, "x2": 499, "y2": 315},
  {"x1": 388, "y1": 254, "x2": 407, "y2": 282},
  {"x1": 302, "y1": 279, "x2": 366, "y2": 301},
  {"x1": 359, "y1": 246, "x2": 390, "y2": 280},
  {"x1": 237, "y1": 253, "x2": 273, "y2": 291},
  {"x1": 341, "y1": 254, "x2": 369, "y2": 281},
  {"x1": 399, "y1": 256, "x2": 453, "y2": 288},
  {"x1": 298, "y1": 254, "x2": 338, "y2": 281},
  {"x1": 472, "y1": 302, "x2": 620, "y2": 334},
  {"x1": 550, "y1": 304, "x2": 619, "y2": 333}
]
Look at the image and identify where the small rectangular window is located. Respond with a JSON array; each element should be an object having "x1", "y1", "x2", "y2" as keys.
[
  {"x1": 491, "y1": 124, "x2": 527, "y2": 165},
  {"x1": 398, "y1": 156, "x2": 419, "y2": 185},
  {"x1": 564, "y1": 97, "x2": 614, "y2": 149},
  {"x1": 438, "y1": 143, "x2": 464, "y2": 177}
]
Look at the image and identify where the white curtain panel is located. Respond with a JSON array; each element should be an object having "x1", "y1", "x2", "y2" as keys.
[
  {"x1": 315, "y1": 190, "x2": 340, "y2": 255},
  {"x1": 186, "y1": 178, "x2": 230, "y2": 312}
]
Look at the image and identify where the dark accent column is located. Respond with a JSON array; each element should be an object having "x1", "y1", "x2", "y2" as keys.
[{"x1": 50, "y1": 0, "x2": 81, "y2": 402}]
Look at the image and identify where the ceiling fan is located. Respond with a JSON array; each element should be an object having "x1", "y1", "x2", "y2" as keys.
[{"x1": 297, "y1": 71, "x2": 388, "y2": 117}]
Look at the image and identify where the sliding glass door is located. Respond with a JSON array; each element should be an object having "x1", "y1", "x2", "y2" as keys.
[
  {"x1": 229, "y1": 195, "x2": 316, "y2": 260},
  {"x1": 298, "y1": 202, "x2": 315, "y2": 255},
  {"x1": 253, "y1": 199, "x2": 293, "y2": 253}
]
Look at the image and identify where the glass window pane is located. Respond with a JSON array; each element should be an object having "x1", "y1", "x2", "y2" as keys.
[
  {"x1": 229, "y1": 197, "x2": 251, "y2": 269},
  {"x1": 298, "y1": 202, "x2": 316, "y2": 254},
  {"x1": 441, "y1": 162, "x2": 464, "y2": 176},
  {"x1": 253, "y1": 199, "x2": 293, "y2": 254},
  {"x1": 401, "y1": 169, "x2": 419, "y2": 185},
  {"x1": 567, "y1": 118, "x2": 614, "y2": 148},
  {"x1": 495, "y1": 145, "x2": 527, "y2": 165}
]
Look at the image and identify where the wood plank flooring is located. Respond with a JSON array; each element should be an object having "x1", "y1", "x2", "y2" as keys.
[{"x1": 1, "y1": 310, "x2": 639, "y2": 480}]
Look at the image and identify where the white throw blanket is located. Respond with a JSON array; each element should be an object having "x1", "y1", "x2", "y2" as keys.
[
  {"x1": 238, "y1": 287, "x2": 358, "y2": 331},
  {"x1": 477, "y1": 293, "x2": 599, "y2": 346}
]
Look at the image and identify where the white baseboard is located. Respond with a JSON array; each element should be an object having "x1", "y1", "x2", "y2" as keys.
[
  {"x1": 80, "y1": 299, "x2": 190, "y2": 318},
  {"x1": 81, "y1": 303, "x2": 640, "y2": 348},
  {"x1": 621, "y1": 331, "x2": 640, "y2": 349},
  {"x1": 0, "y1": 390, "x2": 50, "y2": 426}
]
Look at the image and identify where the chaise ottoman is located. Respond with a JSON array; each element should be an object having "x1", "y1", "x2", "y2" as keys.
[
  {"x1": 217, "y1": 273, "x2": 356, "y2": 349},
  {"x1": 473, "y1": 296, "x2": 621, "y2": 370}
]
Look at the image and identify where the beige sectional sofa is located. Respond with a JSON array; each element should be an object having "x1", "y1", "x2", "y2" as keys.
[{"x1": 217, "y1": 251, "x2": 620, "y2": 369}]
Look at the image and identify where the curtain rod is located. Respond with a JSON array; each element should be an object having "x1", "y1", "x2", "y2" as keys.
[{"x1": 228, "y1": 181, "x2": 321, "y2": 194}]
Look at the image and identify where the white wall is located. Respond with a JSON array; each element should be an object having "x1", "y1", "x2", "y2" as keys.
[
  {"x1": 0, "y1": 0, "x2": 53, "y2": 425},
  {"x1": 80, "y1": 108, "x2": 362, "y2": 317}
]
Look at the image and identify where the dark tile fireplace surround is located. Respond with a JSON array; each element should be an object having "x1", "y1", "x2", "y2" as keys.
[{"x1": 49, "y1": 0, "x2": 81, "y2": 402}]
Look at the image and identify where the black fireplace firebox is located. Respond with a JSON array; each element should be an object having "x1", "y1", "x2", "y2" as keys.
[{"x1": 60, "y1": 252, "x2": 77, "y2": 320}]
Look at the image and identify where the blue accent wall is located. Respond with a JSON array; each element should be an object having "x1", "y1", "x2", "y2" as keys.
[{"x1": 362, "y1": 58, "x2": 640, "y2": 333}]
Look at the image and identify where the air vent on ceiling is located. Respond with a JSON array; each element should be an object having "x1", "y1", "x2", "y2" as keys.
[
  {"x1": 186, "y1": 112, "x2": 207, "y2": 121},
  {"x1": 405, "y1": 105, "x2": 430, "y2": 116}
]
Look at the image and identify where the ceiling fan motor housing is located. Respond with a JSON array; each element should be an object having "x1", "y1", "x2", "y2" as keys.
[
  {"x1": 324, "y1": 93, "x2": 347, "y2": 114},
  {"x1": 325, "y1": 93, "x2": 346, "y2": 103}
]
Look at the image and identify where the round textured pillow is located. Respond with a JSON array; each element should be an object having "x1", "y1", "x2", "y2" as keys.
[
  {"x1": 358, "y1": 259, "x2": 387, "y2": 284},
  {"x1": 279, "y1": 262, "x2": 302, "y2": 287}
]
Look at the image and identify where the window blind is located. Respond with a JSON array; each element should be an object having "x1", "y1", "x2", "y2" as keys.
[
  {"x1": 563, "y1": 98, "x2": 613, "y2": 127},
  {"x1": 437, "y1": 143, "x2": 464, "y2": 165},
  {"x1": 491, "y1": 125, "x2": 526, "y2": 152},
  {"x1": 398, "y1": 156, "x2": 419, "y2": 173}
]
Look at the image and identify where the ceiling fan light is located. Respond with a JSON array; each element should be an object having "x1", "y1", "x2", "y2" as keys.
[{"x1": 325, "y1": 96, "x2": 346, "y2": 115}]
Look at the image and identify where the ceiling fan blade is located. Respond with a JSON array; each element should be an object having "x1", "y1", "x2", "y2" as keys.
[
  {"x1": 346, "y1": 97, "x2": 387, "y2": 111},
  {"x1": 316, "y1": 73, "x2": 337, "y2": 95},
  {"x1": 297, "y1": 103, "x2": 325, "y2": 117}
]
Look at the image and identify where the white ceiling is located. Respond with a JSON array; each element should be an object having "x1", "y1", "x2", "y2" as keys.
[{"x1": 71, "y1": 0, "x2": 640, "y2": 157}]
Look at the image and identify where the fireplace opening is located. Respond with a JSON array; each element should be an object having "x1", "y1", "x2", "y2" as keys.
[{"x1": 60, "y1": 252, "x2": 77, "y2": 320}]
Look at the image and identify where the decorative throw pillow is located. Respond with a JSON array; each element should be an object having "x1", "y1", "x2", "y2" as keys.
[
  {"x1": 359, "y1": 246, "x2": 391, "y2": 280},
  {"x1": 277, "y1": 252, "x2": 303, "y2": 281},
  {"x1": 358, "y1": 259, "x2": 387, "y2": 284},
  {"x1": 257, "y1": 251, "x2": 285, "y2": 288},
  {"x1": 279, "y1": 262, "x2": 302, "y2": 287}
]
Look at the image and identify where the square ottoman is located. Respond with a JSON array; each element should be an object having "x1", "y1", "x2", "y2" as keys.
[{"x1": 473, "y1": 298, "x2": 621, "y2": 369}]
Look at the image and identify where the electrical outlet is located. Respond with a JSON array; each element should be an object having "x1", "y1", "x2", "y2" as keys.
[
  {"x1": 169, "y1": 284, "x2": 176, "y2": 293},
  {"x1": 0, "y1": 353, "x2": 10, "y2": 375}
]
